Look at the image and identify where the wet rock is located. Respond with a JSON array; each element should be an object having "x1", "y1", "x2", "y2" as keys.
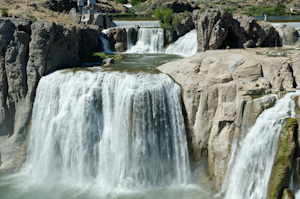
[
  {"x1": 267, "y1": 117, "x2": 296, "y2": 199},
  {"x1": 281, "y1": 188, "x2": 295, "y2": 199}
]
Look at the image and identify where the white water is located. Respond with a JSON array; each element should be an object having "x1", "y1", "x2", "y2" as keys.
[
  {"x1": 126, "y1": 28, "x2": 133, "y2": 50},
  {"x1": 113, "y1": 20, "x2": 160, "y2": 28},
  {"x1": 21, "y1": 69, "x2": 190, "y2": 193},
  {"x1": 127, "y1": 28, "x2": 164, "y2": 53},
  {"x1": 223, "y1": 90, "x2": 300, "y2": 199},
  {"x1": 99, "y1": 33, "x2": 114, "y2": 54},
  {"x1": 164, "y1": 29, "x2": 198, "y2": 57}
]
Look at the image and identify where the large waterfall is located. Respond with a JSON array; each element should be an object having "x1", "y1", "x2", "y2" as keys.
[
  {"x1": 126, "y1": 28, "x2": 164, "y2": 53},
  {"x1": 21, "y1": 69, "x2": 190, "y2": 192},
  {"x1": 164, "y1": 29, "x2": 197, "y2": 57},
  {"x1": 222, "y1": 91, "x2": 300, "y2": 199}
]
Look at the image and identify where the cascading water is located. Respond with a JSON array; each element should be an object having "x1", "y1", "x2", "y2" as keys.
[
  {"x1": 100, "y1": 32, "x2": 114, "y2": 54},
  {"x1": 126, "y1": 28, "x2": 164, "y2": 53},
  {"x1": 126, "y1": 28, "x2": 133, "y2": 50},
  {"x1": 164, "y1": 29, "x2": 198, "y2": 57},
  {"x1": 222, "y1": 90, "x2": 300, "y2": 199},
  {"x1": 21, "y1": 69, "x2": 190, "y2": 193}
]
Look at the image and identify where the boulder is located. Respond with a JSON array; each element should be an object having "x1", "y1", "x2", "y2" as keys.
[
  {"x1": 68, "y1": 7, "x2": 82, "y2": 24},
  {"x1": 195, "y1": 9, "x2": 232, "y2": 52},
  {"x1": 280, "y1": 26, "x2": 300, "y2": 46},
  {"x1": 103, "y1": 58, "x2": 114, "y2": 65},
  {"x1": 106, "y1": 28, "x2": 127, "y2": 52}
]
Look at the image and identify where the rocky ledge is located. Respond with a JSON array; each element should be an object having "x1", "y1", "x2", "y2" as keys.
[{"x1": 158, "y1": 48, "x2": 300, "y2": 191}]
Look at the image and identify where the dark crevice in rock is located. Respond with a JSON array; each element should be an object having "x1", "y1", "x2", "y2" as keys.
[{"x1": 289, "y1": 63, "x2": 298, "y2": 89}]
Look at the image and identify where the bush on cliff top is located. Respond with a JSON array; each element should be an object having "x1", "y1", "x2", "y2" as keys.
[
  {"x1": 154, "y1": 7, "x2": 181, "y2": 30},
  {"x1": 1, "y1": 8, "x2": 8, "y2": 17}
]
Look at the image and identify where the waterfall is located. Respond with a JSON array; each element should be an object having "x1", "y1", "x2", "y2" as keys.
[
  {"x1": 21, "y1": 69, "x2": 190, "y2": 191},
  {"x1": 100, "y1": 32, "x2": 114, "y2": 54},
  {"x1": 164, "y1": 29, "x2": 198, "y2": 57},
  {"x1": 223, "y1": 90, "x2": 300, "y2": 199},
  {"x1": 126, "y1": 28, "x2": 164, "y2": 53},
  {"x1": 126, "y1": 28, "x2": 133, "y2": 50},
  {"x1": 113, "y1": 20, "x2": 160, "y2": 28}
]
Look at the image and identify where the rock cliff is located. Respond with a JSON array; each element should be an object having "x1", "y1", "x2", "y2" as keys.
[
  {"x1": 194, "y1": 9, "x2": 283, "y2": 51},
  {"x1": 158, "y1": 48, "x2": 300, "y2": 190},
  {"x1": 0, "y1": 17, "x2": 100, "y2": 170}
]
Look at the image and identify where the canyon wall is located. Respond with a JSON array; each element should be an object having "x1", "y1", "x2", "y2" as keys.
[{"x1": 0, "y1": 17, "x2": 100, "y2": 170}]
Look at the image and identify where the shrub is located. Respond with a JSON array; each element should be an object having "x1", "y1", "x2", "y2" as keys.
[
  {"x1": 1, "y1": 8, "x2": 8, "y2": 17},
  {"x1": 172, "y1": 17, "x2": 181, "y2": 29}
]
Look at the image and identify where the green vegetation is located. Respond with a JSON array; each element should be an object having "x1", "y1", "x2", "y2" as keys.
[
  {"x1": 78, "y1": 50, "x2": 106, "y2": 63},
  {"x1": 242, "y1": 4, "x2": 287, "y2": 16},
  {"x1": 154, "y1": 7, "x2": 181, "y2": 30},
  {"x1": 26, "y1": 14, "x2": 37, "y2": 23},
  {"x1": 131, "y1": 0, "x2": 147, "y2": 6},
  {"x1": 1, "y1": 8, "x2": 8, "y2": 17},
  {"x1": 107, "y1": 54, "x2": 123, "y2": 60}
]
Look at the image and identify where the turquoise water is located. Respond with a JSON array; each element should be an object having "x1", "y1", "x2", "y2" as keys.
[{"x1": 253, "y1": 15, "x2": 300, "y2": 21}]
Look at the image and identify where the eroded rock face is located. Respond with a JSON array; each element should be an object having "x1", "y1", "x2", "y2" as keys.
[
  {"x1": 158, "y1": 48, "x2": 299, "y2": 190},
  {"x1": 195, "y1": 9, "x2": 232, "y2": 52},
  {"x1": 0, "y1": 18, "x2": 99, "y2": 170},
  {"x1": 106, "y1": 28, "x2": 127, "y2": 52},
  {"x1": 194, "y1": 9, "x2": 281, "y2": 51}
]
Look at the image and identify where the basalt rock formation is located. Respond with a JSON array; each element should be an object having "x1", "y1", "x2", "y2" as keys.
[
  {"x1": 106, "y1": 27, "x2": 127, "y2": 52},
  {"x1": 0, "y1": 17, "x2": 100, "y2": 170},
  {"x1": 194, "y1": 9, "x2": 283, "y2": 51},
  {"x1": 158, "y1": 48, "x2": 300, "y2": 190}
]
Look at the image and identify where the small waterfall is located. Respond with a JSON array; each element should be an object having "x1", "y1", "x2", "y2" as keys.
[
  {"x1": 223, "y1": 91, "x2": 300, "y2": 199},
  {"x1": 164, "y1": 29, "x2": 198, "y2": 57},
  {"x1": 127, "y1": 28, "x2": 164, "y2": 53},
  {"x1": 100, "y1": 32, "x2": 114, "y2": 54},
  {"x1": 126, "y1": 28, "x2": 133, "y2": 50},
  {"x1": 113, "y1": 20, "x2": 160, "y2": 28},
  {"x1": 22, "y1": 69, "x2": 190, "y2": 191}
]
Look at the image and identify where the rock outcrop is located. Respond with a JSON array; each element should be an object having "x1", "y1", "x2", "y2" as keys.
[
  {"x1": 194, "y1": 9, "x2": 281, "y2": 51},
  {"x1": 0, "y1": 18, "x2": 100, "y2": 170},
  {"x1": 279, "y1": 26, "x2": 300, "y2": 46},
  {"x1": 158, "y1": 48, "x2": 299, "y2": 190},
  {"x1": 267, "y1": 118, "x2": 297, "y2": 199},
  {"x1": 68, "y1": 7, "x2": 82, "y2": 24},
  {"x1": 106, "y1": 28, "x2": 127, "y2": 52}
]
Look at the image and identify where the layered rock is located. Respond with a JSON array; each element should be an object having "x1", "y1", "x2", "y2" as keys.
[
  {"x1": 158, "y1": 48, "x2": 299, "y2": 190},
  {"x1": 0, "y1": 18, "x2": 100, "y2": 170}
]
